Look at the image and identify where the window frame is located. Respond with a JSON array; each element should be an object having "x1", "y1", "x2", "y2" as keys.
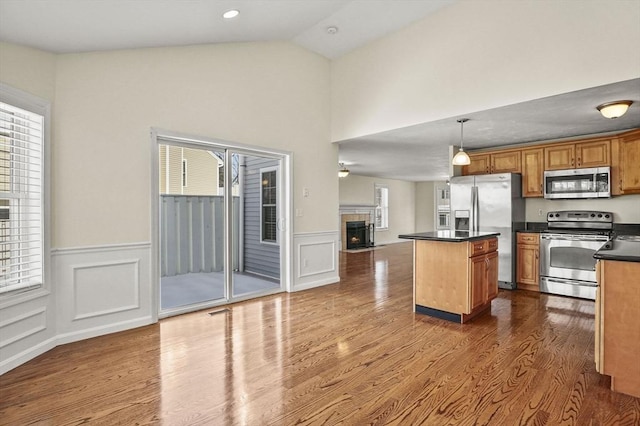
[
  {"x1": 0, "y1": 83, "x2": 50, "y2": 302},
  {"x1": 374, "y1": 183, "x2": 389, "y2": 230},
  {"x1": 181, "y1": 158, "x2": 187, "y2": 188},
  {"x1": 260, "y1": 166, "x2": 278, "y2": 245}
]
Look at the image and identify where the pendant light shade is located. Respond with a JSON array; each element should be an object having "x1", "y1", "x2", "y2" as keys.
[
  {"x1": 338, "y1": 163, "x2": 350, "y2": 178},
  {"x1": 597, "y1": 101, "x2": 632, "y2": 119},
  {"x1": 452, "y1": 118, "x2": 471, "y2": 166}
]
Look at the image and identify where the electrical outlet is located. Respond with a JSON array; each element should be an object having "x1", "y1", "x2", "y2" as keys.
[
  {"x1": 538, "y1": 209, "x2": 543, "y2": 216},
  {"x1": 303, "y1": 187, "x2": 309, "y2": 198}
]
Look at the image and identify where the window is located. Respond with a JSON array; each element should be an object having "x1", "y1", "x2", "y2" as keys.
[
  {"x1": 374, "y1": 184, "x2": 389, "y2": 230},
  {"x1": 0, "y1": 99, "x2": 45, "y2": 295},
  {"x1": 261, "y1": 168, "x2": 277, "y2": 243}
]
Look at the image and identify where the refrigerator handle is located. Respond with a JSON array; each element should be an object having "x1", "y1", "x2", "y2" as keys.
[
  {"x1": 473, "y1": 186, "x2": 480, "y2": 232},
  {"x1": 470, "y1": 186, "x2": 476, "y2": 232}
]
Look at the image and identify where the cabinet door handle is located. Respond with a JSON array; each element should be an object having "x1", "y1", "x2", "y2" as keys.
[{"x1": 577, "y1": 157, "x2": 581, "y2": 167}]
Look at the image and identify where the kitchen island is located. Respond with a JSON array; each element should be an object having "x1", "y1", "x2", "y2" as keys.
[
  {"x1": 593, "y1": 236, "x2": 640, "y2": 398},
  {"x1": 399, "y1": 231, "x2": 500, "y2": 324}
]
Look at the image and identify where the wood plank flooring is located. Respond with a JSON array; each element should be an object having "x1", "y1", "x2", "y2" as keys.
[{"x1": 1, "y1": 242, "x2": 639, "y2": 425}]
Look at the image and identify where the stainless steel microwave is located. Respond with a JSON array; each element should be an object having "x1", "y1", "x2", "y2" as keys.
[{"x1": 543, "y1": 167, "x2": 611, "y2": 199}]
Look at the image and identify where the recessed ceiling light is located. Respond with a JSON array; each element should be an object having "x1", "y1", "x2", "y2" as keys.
[
  {"x1": 326, "y1": 26, "x2": 339, "y2": 35},
  {"x1": 223, "y1": 9, "x2": 239, "y2": 19}
]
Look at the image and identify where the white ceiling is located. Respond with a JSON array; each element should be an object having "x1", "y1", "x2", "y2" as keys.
[
  {"x1": 0, "y1": 0, "x2": 454, "y2": 58},
  {"x1": 338, "y1": 78, "x2": 640, "y2": 181},
  {"x1": 1, "y1": 0, "x2": 639, "y2": 182}
]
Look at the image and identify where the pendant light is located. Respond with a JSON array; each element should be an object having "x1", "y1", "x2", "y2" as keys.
[
  {"x1": 338, "y1": 163, "x2": 350, "y2": 178},
  {"x1": 452, "y1": 118, "x2": 471, "y2": 166}
]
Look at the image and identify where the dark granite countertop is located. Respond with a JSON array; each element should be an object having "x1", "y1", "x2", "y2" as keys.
[
  {"x1": 398, "y1": 231, "x2": 500, "y2": 242},
  {"x1": 594, "y1": 236, "x2": 640, "y2": 263}
]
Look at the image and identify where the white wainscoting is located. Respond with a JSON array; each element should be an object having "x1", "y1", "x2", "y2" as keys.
[
  {"x1": 293, "y1": 231, "x2": 340, "y2": 291},
  {"x1": 53, "y1": 242, "x2": 154, "y2": 345},
  {"x1": 0, "y1": 294, "x2": 56, "y2": 375}
]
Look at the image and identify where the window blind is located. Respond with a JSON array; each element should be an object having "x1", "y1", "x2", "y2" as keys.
[{"x1": 0, "y1": 101, "x2": 44, "y2": 294}]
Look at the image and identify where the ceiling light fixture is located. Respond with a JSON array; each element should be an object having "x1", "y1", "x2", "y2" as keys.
[
  {"x1": 326, "y1": 26, "x2": 339, "y2": 35},
  {"x1": 222, "y1": 9, "x2": 239, "y2": 19},
  {"x1": 452, "y1": 118, "x2": 471, "y2": 166},
  {"x1": 597, "y1": 100, "x2": 633, "y2": 119},
  {"x1": 338, "y1": 163, "x2": 350, "y2": 178}
]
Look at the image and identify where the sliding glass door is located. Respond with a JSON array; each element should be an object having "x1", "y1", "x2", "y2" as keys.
[{"x1": 157, "y1": 139, "x2": 284, "y2": 316}]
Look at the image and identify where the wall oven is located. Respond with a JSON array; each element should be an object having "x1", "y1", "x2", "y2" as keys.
[{"x1": 539, "y1": 210, "x2": 612, "y2": 300}]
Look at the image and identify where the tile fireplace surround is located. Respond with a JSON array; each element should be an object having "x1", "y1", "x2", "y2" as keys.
[{"x1": 339, "y1": 205, "x2": 376, "y2": 251}]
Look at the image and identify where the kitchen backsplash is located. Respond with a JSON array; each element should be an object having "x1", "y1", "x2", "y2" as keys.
[{"x1": 525, "y1": 194, "x2": 640, "y2": 224}]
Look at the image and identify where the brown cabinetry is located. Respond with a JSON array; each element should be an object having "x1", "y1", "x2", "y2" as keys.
[
  {"x1": 544, "y1": 139, "x2": 610, "y2": 170},
  {"x1": 463, "y1": 150, "x2": 520, "y2": 175},
  {"x1": 516, "y1": 233, "x2": 539, "y2": 292},
  {"x1": 469, "y1": 243, "x2": 498, "y2": 311},
  {"x1": 491, "y1": 150, "x2": 521, "y2": 174},
  {"x1": 414, "y1": 237, "x2": 498, "y2": 323},
  {"x1": 612, "y1": 129, "x2": 640, "y2": 195},
  {"x1": 459, "y1": 130, "x2": 639, "y2": 198},
  {"x1": 521, "y1": 148, "x2": 544, "y2": 197},
  {"x1": 464, "y1": 153, "x2": 491, "y2": 175},
  {"x1": 595, "y1": 259, "x2": 640, "y2": 398}
]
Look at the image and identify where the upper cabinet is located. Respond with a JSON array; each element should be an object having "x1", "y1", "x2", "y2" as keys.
[
  {"x1": 544, "y1": 139, "x2": 610, "y2": 170},
  {"x1": 612, "y1": 129, "x2": 640, "y2": 195},
  {"x1": 491, "y1": 150, "x2": 521, "y2": 174},
  {"x1": 521, "y1": 148, "x2": 544, "y2": 197},
  {"x1": 463, "y1": 150, "x2": 521, "y2": 175},
  {"x1": 464, "y1": 153, "x2": 490, "y2": 175},
  {"x1": 460, "y1": 132, "x2": 632, "y2": 198}
]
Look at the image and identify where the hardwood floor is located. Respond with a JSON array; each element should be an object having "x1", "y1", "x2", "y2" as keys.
[{"x1": 1, "y1": 242, "x2": 639, "y2": 425}]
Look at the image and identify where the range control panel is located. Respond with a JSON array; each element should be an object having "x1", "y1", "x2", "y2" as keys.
[{"x1": 547, "y1": 210, "x2": 613, "y2": 223}]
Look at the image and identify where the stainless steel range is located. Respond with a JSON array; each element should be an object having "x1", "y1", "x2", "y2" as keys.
[{"x1": 539, "y1": 210, "x2": 613, "y2": 300}]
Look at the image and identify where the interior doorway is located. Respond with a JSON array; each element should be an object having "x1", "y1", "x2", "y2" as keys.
[{"x1": 152, "y1": 131, "x2": 291, "y2": 318}]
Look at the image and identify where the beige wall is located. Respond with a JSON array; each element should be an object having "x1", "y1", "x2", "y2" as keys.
[
  {"x1": 415, "y1": 181, "x2": 437, "y2": 232},
  {"x1": 43, "y1": 41, "x2": 333, "y2": 248},
  {"x1": 0, "y1": 42, "x2": 56, "y2": 102},
  {"x1": 526, "y1": 195, "x2": 640, "y2": 224},
  {"x1": 339, "y1": 174, "x2": 416, "y2": 244},
  {"x1": 331, "y1": 0, "x2": 640, "y2": 141}
]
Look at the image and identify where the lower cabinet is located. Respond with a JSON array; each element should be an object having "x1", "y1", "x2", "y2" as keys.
[
  {"x1": 516, "y1": 232, "x2": 539, "y2": 291},
  {"x1": 470, "y1": 250, "x2": 498, "y2": 310},
  {"x1": 595, "y1": 259, "x2": 640, "y2": 398},
  {"x1": 414, "y1": 237, "x2": 498, "y2": 324}
]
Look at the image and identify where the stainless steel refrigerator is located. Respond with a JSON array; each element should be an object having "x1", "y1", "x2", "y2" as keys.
[{"x1": 450, "y1": 173, "x2": 525, "y2": 289}]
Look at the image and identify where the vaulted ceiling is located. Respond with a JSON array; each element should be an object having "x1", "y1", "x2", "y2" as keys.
[{"x1": 1, "y1": 0, "x2": 638, "y2": 181}]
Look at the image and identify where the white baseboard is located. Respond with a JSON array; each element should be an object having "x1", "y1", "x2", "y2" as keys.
[
  {"x1": 56, "y1": 316, "x2": 154, "y2": 345},
  {"x1": 0, "y1": 336, "x2": 56, "y2": 376}
]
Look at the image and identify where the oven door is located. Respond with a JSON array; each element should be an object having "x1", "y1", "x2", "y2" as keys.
[{"x1": 540, "y1": 233, "x2": 608, "y2": 282}]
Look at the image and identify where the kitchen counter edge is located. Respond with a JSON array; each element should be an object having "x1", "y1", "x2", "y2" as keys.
[{"x1": 398, "y1": 231, "x2": 500, "y2": 243}]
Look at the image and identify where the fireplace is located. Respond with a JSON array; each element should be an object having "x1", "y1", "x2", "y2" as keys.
[{"x1": 346, "y1": 221, "x2": 370, "y2": 250}]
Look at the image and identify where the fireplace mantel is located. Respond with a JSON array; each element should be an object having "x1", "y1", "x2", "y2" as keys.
[{"x1": 339, "y1": 204, "x2": 377, "y2": 216}]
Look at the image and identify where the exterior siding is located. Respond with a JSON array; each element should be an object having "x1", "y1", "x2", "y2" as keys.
[
  {"x1": 159, "y1": 145, "x2": 220, "y2": 195},
  {"x1": 243, "y1": 156, "x2": 280, "y2": 279}
]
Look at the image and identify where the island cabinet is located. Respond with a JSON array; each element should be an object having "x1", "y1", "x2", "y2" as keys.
[
  {"x1": 595, "y1": 259, "x2": 640, "y2": 398},
  {"x1": 516, "y1": 233, "x2": 539, "y2": 291},
  {"x1": 413, "y1": 236, "x2": 498, "y2": 324}
]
